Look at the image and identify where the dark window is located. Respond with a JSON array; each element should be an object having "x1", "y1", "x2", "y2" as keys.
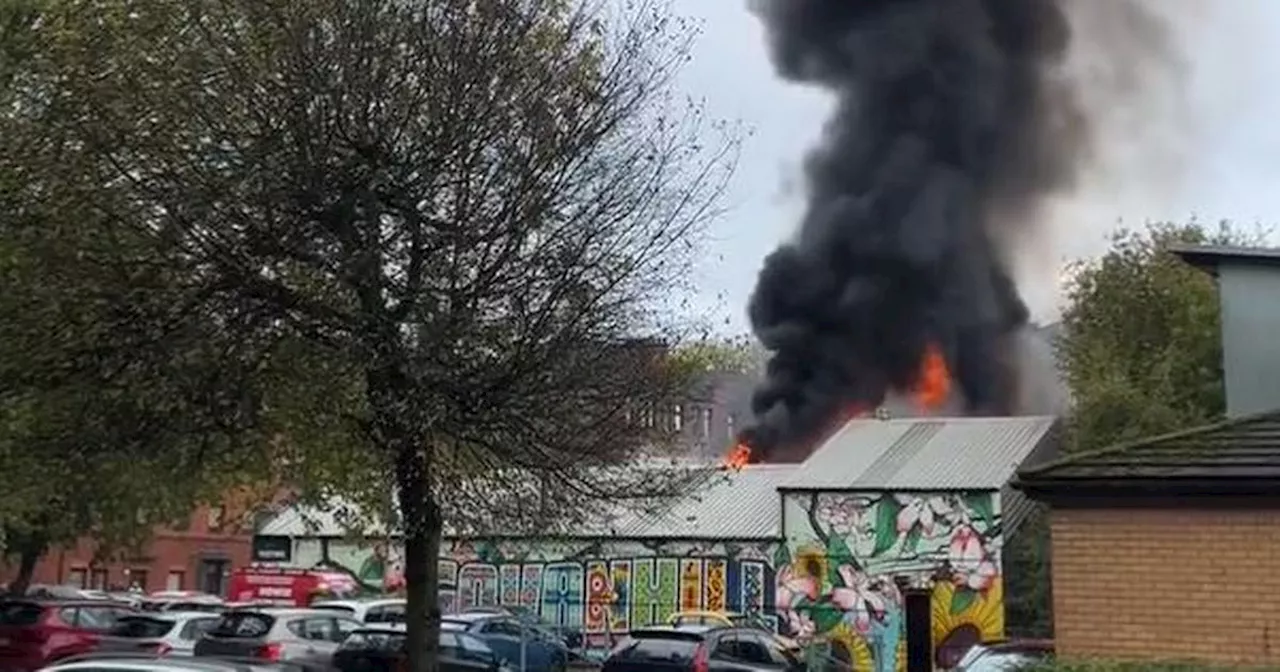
[
  {"x1": 209, "y1": 612, "x2": 275, "y2": 638},
  {"x1": 0, "y1": 602, "x2": 44, "y2": 626},
  {"x1": 370, "y1": 603, "x2": 405, "y2": 624},
  {"x1": 312, "y1": 605, "x2": 357, "y2": 616},
  {"x1": 76, "y1": 606, "x2": 121, "y2": 631},
  {"x1": 482, "y1": 620, "x2": 522, "y2": 637},
  {"x1": 733, "y1": 632, "x2": 773, "y2": 665},
  {"x1": 621, "y1": 635, "x2": 701, "y2": 661},
  {"x1": 109, "y1": 617, "x2": 175, "y2": 638},
  {"x1": 711, "y1": 632, "x2": 737, "y2": 660},
  {"x1": 179, "y1": 618, "x2": 219, "y2": 640},
  {"x1": 457, "y1": 633, "x2": 495, "y2": 658}
]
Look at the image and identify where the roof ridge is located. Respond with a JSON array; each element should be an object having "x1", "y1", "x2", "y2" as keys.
[{"x1": 1019, "y1": 408, "x2": 1280, "y2": 477}]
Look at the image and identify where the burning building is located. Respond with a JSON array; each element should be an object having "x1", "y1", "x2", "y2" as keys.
[{"x1": 736, "y1": 0, "x2": 1166, "y2": 467}]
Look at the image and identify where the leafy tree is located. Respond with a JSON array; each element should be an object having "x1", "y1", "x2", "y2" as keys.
[
  {"x1": 671, "y1": 334, "x2": 761, "y2": 375},
  {"x1": 3, "y1": 1, "x2": 734, "y2": 670},
  {"x1": 1058, "y1": 220, "x2": 1256, "y2": 453},
  {"x1": 1004, "y1": 220, "x2": 1258, "y2": 637}
]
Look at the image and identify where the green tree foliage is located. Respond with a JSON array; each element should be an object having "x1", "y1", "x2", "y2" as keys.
[
  {"x1": 1058, "y1": 221, "x2": 1254, "y2": 453},
  {"x1": 2, "y1": 1, "x2": 733, "y2": 669},
  {"x1": 670, "y1": 335, "x2": 760, "y2": 375},
  {"x1": 1005, "y1": 221, "x2": 1258, "y2": 638}
]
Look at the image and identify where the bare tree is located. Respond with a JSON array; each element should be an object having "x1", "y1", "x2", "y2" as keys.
[{"x1": 5, "y1": 0, "x2": 735, "y2": 668}]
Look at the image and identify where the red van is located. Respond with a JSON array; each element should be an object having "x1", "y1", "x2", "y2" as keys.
[{"x1": 227, "y1": 566, "x2": 360, "y2": 607}]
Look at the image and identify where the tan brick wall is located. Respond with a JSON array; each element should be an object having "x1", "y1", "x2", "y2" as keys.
[{"x1": 1052, "y1": 507, "x2": 1280, "y2": 666}]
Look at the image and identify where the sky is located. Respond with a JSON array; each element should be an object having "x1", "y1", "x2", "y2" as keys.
[{"x1": 674, "y1": 1, "x2": 1280, "y2": 336}]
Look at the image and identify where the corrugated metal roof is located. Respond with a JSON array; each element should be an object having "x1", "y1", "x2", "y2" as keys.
[
  {"x1": 612, "y1": 464, "x2": 796, "y2": 539},
  {"x1": 784, "y1": 416, "x2": 1056, "y2": 490},
  {"x1": 257, "y1": 464, "x2": 796, "y2": 541}
]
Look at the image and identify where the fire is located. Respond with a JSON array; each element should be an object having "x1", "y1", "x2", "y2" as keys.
[
  {"x1": 723, "y1": 443, "x2": 752, "y2": 470},
  {"x1": 913, "y1": 343, "x2": 952, "y2": 410}
]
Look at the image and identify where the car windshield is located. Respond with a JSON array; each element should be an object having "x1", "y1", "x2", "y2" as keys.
[
  {"x1": 621, "y1": 634, "x2": 702, "y2": 661},
  {"x1": 0, "y1": 602, "x2": 44, "y2": 626},
  {"x1": 312, "y1": 605, "x2": 357, "y2": 615},
  {"x1": 110, "y1": 616, "x2": 176, "y2": 638},
  {"x1": 961, "y1": 652, "x2": 1041, "y2": 672}
]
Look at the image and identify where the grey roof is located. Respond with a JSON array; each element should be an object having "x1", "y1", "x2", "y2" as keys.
[
  {"x1": 611, "y1": 464, "x2": 795, "y2": 539},
  {"x1": 1168, "y1": 243, "x2": 1280, "y2": 275},
  {"x1": 783, "y1": 416, "x2": 1057, "y2": 490},
  {"x1": 258, "y1": 463, "x2": 796, "y2": 541}
]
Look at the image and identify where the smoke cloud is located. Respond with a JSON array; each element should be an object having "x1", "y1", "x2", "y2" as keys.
[{"x1": 742, "y1": 0, "x2": 1173, "y2": 462}]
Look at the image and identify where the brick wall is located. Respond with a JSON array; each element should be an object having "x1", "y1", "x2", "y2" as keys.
[{"x1": 1052, "y1": 506, "x2": 1280, "y2": 665}]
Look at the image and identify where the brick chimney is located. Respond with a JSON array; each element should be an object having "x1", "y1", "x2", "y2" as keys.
[{"x1": 1171, "y1": 244, "x2": 1280, "y2": 418}]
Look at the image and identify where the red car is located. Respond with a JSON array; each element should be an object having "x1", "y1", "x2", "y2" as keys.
[{"x1": 0, "y1": 598, "x2": 136, "y2": 671}]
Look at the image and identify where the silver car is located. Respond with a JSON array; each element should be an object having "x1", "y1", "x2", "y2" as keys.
[
  {"x1": 99, "y1": 612, "x2": 225, "y2": 657},
  {"x1": 193, "y1": 609, "x2": 362, "y2": 672}
]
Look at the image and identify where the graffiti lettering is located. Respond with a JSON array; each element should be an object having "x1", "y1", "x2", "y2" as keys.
[{"x1": 434, "y1": 556, "x2": 771, "y2": 633}]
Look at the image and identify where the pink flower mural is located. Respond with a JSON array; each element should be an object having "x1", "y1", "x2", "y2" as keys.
[
  {"x1": 830, "y1": 564, "x2": 888, "y2": 634},
  {"x1": 894, "y1": 494, "x2": 954, "y2": 539},
  {"x1": 776, "y1": 564, "x2": 819, "y2": 638},
  {"x1": 948, "y1": 524, "x2": 997, "y2": 591}
]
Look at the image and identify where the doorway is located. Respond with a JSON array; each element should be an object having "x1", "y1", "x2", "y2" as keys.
[{"x1": 197, "y1": 558, "x2": 229, "y2": 596}]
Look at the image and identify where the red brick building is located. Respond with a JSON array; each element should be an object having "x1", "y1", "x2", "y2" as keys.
[{"x1": 1, "y1": 490, "x2": 290, "y2": 596}]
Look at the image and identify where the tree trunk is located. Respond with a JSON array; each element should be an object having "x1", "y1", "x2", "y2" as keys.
[
  {"x1": 397, "y1": 444, "x2": 442, "y2": 672},
  {"x1": 6, "y1": 533, "x2": 47, "y2": 596}
]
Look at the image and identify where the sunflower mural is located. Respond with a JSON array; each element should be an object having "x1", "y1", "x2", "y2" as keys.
[{"x1": 780, "y1": 491, "x2": 1005, "y2": 672}]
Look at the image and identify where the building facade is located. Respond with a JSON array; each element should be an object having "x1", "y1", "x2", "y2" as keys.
[
  {"x1": 1016, "y1": 244, "x2": 1280, "y2": 666},
  {"x1": 257, "y1": 415, "x2": 1056, "y2": 669}
]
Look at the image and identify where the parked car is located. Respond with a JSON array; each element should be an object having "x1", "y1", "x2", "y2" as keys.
[
  {"x1": 440, "y1": 613, "x2": 568, "y2": 672},
  {"x1": 332, "y1": 624, "x2": 512, "y2": 672},
  {"x1": 602, "y1": 625, "x2": 803, "y2": 672},
  {"x1": 38, "y1": 651, "x2": 304, "y2": 672},
  {"x1": 96, "y1": 612, "x2": 224, "y2": 657},
  {"x1": 192, "y1": 608, "x2": 362, "y2": 671},
  {"x1": 140, "y1": 593, "x2": 226, "y2": 614},
  {"x1": 664, "y1": 613, "x2": 798, "y2": 651},
  {"x1": 310, "y1": 599, "x2": 405, "y2": 625},
  {"x1": 954, "y1": 639, "x2": 1054, "y2": 672},
  {"x1": 0, "y1": 598, "x2": 135, "y2": 671},
  {"x1": 459, "y1": 607, "x2": 584, "y2": 653}
]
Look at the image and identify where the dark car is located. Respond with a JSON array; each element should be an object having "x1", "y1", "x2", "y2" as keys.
[
  {"x1": 332, "y1": 625, "x2": 509, "y2": 672},
  {"x1": 440, "y1": 613, "x2": 568, "y2": 672},
  {"x1": 192, "y1": 608, "x2": 362, "y2": 671},
  {"x1": 0, "y1": 598, "x2": 136, "y2": 671},
  {"x1": 602, "y1": 625, "x2": 803, "y2": 672}
]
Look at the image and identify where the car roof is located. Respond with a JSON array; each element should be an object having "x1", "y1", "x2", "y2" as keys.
[
  {"x1": 44, "y1": 653, "x2": 286, "y2": 672},
  {"x1": 3, "y1": 598, "x2": 132, "y2": 608},
  {"x1": 630, "y1": 625, "x2": 717, "y2": 637},
  {"x1": 443, "y1": 612, "x2": 499, "y2": 622}
]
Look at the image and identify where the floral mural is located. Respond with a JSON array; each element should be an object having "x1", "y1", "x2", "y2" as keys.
[{"x1": 778, "y1": 491, "x2": 1004, "y2": 671}]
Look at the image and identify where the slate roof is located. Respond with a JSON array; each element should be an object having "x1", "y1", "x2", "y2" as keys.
[
  {"x1": 782, "y1": 416, "x2": 1057, "y2": 491},
  {"x1": 1168, "y1": 243, "x2": 1280, "y2": 275},
  {"x1": 1014, "y1": 409, "x2": 1280, "y2": 497}
]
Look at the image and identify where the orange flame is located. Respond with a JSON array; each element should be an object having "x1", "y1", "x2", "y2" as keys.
[
  {"x1": 913, "y1": 343, "x2": 952, "y2": 410},
  {"x1": 723, "y1": 443, "x2": 752, "y2": 470}
]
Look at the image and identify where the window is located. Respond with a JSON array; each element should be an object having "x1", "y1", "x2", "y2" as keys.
[
  {"x1": 333, "y1": 618, "x2": 361, "y2": 641},
  {"x1": 701, "y1": 408, "x2": 713, "y2": 437},
  {"x1": 671, "y1": 404, "x2": 684, "y2": 431},
  {"x1": 482, "y1": 620, "x2": 522, "y2": 637},
  {"x1": 67, "y1": 568, "x2": 88, "y2": 589},
  {"x1": 90, "y1": 568, "x2": 109, "y2": 590},
  {"x1": 290, "y1": 617, "x2": 335, "y2": 642},
  {"x1": 110, "y1": 617, "x2": 174, "y2": 638},
  {"x1": 733, "y1": 633, "x2": 774, "y2": 665},
  {"x1": 127, "y1": 569, "x2": 148, "y2": 592},
  {"x1": 207, "y1": 507, "x2": 224, "y2": 531},
  {"x1": 726, "y1": 413, "x2": 735, "y2": 439},
  {"x1": 367, "y1": 603, "x2": 405, "y2": 624},
  {"x1": 179, "y1": 618, "x2": 219, "y2": 640},
  {"x1": 77, "y1": 606, "x2": 122, "y2": 631},
  {"x1": 165, "y1": 571, "x2": 184, "y2": 591}
]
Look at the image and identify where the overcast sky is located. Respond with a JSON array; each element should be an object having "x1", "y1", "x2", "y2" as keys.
[{"x1": 675, "y1": 1, "x2": 1280, "y2": 335}]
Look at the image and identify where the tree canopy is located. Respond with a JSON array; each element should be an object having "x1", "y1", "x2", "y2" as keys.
[
  {"x1": 1, "y1": 0, "x2": 734, "y2": 668},
  {"x1": 1057, "y1": 221, "x2": 1255, "y2": 453}
]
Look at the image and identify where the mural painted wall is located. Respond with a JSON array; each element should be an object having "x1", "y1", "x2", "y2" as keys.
[
  {"x1": 294, "y1": 538, "x2": 780, "y2": 655},
  {"x1": 780, "y1": 491, "x2": 1004, "y2": 672}
]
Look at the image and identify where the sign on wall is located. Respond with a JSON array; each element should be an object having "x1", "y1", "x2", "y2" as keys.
[{"x1": 251, "y1": 535, "x2": 293, "y2": 563}]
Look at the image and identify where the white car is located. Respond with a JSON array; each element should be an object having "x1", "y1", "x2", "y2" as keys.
[
  {"x1": 955, "y1": 640, "x2": 1054, "y2": 672},
  {"x1": 96, "y1": 611, "x2": 225, "y2": 657},
  {"x1": 311, "y1": 598, "x2": 406, "y2": 625}
]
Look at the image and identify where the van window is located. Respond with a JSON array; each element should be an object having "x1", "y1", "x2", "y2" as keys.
[{"x1": 209, "y1": 612, "x2": 275, "y2": 638}]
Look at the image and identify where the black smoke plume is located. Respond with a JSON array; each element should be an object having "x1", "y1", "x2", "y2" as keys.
[{"x1": 742, "y1": 0, "x2": 1140, "y2": 462}]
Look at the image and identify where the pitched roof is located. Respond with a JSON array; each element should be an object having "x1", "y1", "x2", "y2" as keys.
[
  {"x1": 1014, "y1": 409, "x2": 1280, "y2": 497},
  {"x1": 257, "y1": 463, "x2": 796, "y2": 541},
  {"x1": 782, "y1": 416, "x2": 1057, "y2": 491}
]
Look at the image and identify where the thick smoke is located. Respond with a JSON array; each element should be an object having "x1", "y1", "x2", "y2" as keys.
[{"x1": 742, "y1": 0, "x2": 1164, "y2": 462}]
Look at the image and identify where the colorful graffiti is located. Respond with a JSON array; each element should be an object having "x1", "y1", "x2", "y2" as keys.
[
  {"x1": 779, "y1": 491, "x2": 1004, "y2": 672},
  {"x1": 299, "y1": 540, "x2": 778, "y2": 654},
  {"x1": 324, "y1": 540, "x2": 406, "y2": 592}
]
